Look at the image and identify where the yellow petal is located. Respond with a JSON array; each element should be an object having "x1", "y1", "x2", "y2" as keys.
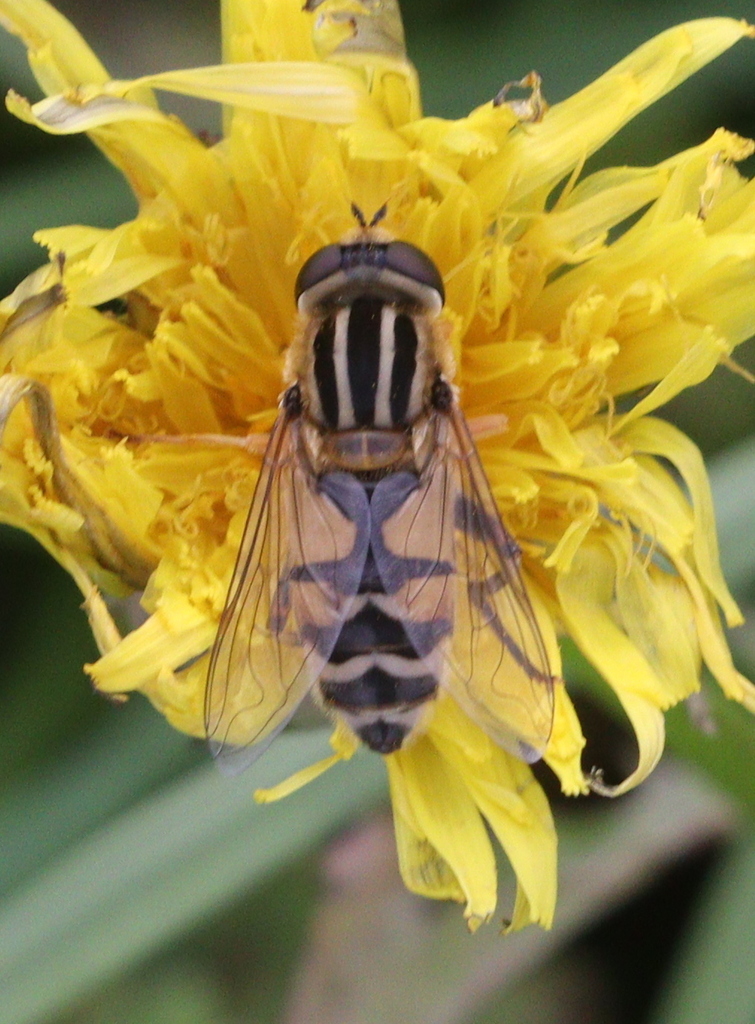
[
  {"x1": 34, "y1": 224, "x2": 112, "y2": 259},
  {"x1": 673, "y1": 558, "x2": 755, "y2": 713},
  {"x1": 70, "y1": 255, "x2": 185, "y2": 308},
  {"x1": 222, "y1": 0, "x2": 318, "y2": 64},
  {"x1": 9, "y1": 59, "x2": 377, "y2": 134},
  {"x1": 621, "y1": 416, "x2": 741, "y2": 625},
  {"x1": 428, "y1": 699, "x2": 557, "y2": 929},
  {"x1": 87, "y1": 593, "x2": 216, "y2": 693},
  {"x1": 525, "y1": 404, "x2": 586, "y2": 469},
  {"x1": 0, "y1": 0, "x2": 109, "y2": 93},
  {"x1": 612, "y1": 325, "x2": 729, "y2": 422},
  {"x1": 66, "y1": 441, "x2": 164, "y2": 555},
  {"x1": 588, "y1": 691, "x2": 666, "y2": 798},
  {"x1": 386, "y1": 735, "x2": 498, "y2": 927},
  {"x1": 253, "y1": 724, "x2": 358, "y2": 802},
  {"x1": 546, "y1": 685, "x2": 588, "y2": 796},
  {"x1": 255, "y1": 722, "x2": 359, "y2": 802},
  {"x1": 390, "y1": 802, "x2": 466, "y2": 904},
  {"x1": 0, "y1": 376, "x2": 154, "y2": 588},
  {"x1": 0, "y1": 433, "x2": 123, "y2": 655},
  {"x1": 557, "y1": 541, "x2": 668, "y2": 793},
  {"x1": 613, "y1": 545, "x2": 702, "y2": 704},
  {"x1": 9, "y1": 92, "x2": 241, "y2": 224},
  {"x1": 127, "y1": 61, "x2": 377, "y2": 124},
  {"x1": 7, "y1": 89, "x2": 165, "y2": 134},
  {"x1": 0, "y1": 263, "x2": 65, "y2": 369},
  {"x1": 254, "y1": 752, "x2": 345, "y2": 802},
  {"x1": 471, "y1": 19, "x2": 755, "y2": 216}
]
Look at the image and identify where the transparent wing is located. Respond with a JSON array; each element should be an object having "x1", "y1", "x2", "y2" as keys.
[
  {"x1": 206, "y1": 410, "x2": 369, "y2": 775},
  {"x1": 372, "y1": 407, "x2": 555, "y2": 762},
  {"x1": 445, "y1": 404, "x2": 555, "y2": 759}
]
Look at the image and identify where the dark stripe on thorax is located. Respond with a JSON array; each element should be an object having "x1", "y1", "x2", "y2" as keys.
[
  {"x1": 347, "y1": 296, "x2": 383, "y2": 426},
  {"x1": 390, "y1": 313, "x2": 418, "y2": 425},
  {"x1": 313, "y1": 315, "x2": 338, "y2": 428}
]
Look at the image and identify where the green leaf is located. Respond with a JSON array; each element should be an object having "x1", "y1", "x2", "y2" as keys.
[
  {"x1": 649, "y1": 832, "x2": 755, "y2": 1024},
  {"x1": 0, "y1": 147, "x2": 135, "y2": 294},
  {"x1": 708, "y1": 435, "x2": 755, "y2": 598},
  {"x1": 0, "y1": 699, "x2": 201, "y2": 894},
  {"x1": 664, "y1": 690, "x2": 755, "y2": 823},
  {"x1": 0, "y1": 730, "x2": 385, "y2": 1024}
]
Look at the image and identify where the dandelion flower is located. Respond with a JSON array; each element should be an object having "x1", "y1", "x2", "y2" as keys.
[{"x1": 1, "y1": 0, "x2": 754, "y2": 929}]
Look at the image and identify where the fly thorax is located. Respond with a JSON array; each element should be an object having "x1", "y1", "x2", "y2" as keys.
[
  {"x1": 319, "y1": 429, "x2": 414, "y2": 473},
  {"x1": 304, "y1": 296, "x2": 434, "y2": 432}
]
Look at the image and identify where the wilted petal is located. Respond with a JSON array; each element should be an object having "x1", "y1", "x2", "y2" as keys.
[{"x1": 0, "y1": 375, "x2": 155, "y2": 588}]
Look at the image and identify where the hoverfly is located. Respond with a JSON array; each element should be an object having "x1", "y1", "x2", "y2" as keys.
[{"x1": 205, "y1": 206, "x2": 555, "y2": 773}]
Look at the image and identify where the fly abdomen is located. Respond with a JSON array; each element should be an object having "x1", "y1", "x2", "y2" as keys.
[
  {"x1": 320, "y1": 664, "x2": 437, "y2": 710},
  {"x1": 328, "y1": 602, "x2": 413, "y2": 660},
  {"x1": 319, "y1": 657, "x2": 437, "y2": 754},
  {"x1": 319, "y1": 598, "x2": 439, "y2": 754}
]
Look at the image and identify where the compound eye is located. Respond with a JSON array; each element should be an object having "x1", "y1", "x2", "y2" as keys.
[
  {"x1": 294, "y1": 244, "x2": 342, "y2": 301},
  {"x1": 384, "y1": 242, "x2": 445, "y2": 304}
]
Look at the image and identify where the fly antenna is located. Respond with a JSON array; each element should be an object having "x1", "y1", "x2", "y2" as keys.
[
  {"x1": 369, "y1": 204, "x2": 388, "y2": 227},
  {"x1": 350, "y1": 203, "x2": 388, "y2": 229}
]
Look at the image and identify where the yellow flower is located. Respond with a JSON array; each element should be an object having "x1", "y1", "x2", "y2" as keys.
[{"x1": 1, "y1": 0, "x2": 754, "y2": 928}]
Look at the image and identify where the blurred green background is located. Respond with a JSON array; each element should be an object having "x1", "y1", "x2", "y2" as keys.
[{"x1": 1, "y1": 1, "x2": 754, "y2": 1022}]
